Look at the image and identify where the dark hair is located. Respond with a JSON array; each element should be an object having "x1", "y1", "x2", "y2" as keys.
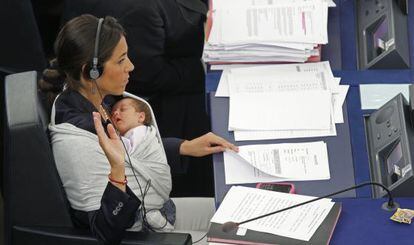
[
  {"x1": 125, "y1": 98, "x2": 152, "y2": 126},
  {"x1": 39, "y1": 14, "x2": 125, "y2": 103}
]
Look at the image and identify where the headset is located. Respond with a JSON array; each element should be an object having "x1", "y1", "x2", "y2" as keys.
[{"x1": 89, "y1": 18, "x2": 104, "y2": 80}]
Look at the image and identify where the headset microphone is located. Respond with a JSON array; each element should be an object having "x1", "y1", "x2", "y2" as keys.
[{"x1": 89, "y1": 18, "x2": 104, "y2": 80}]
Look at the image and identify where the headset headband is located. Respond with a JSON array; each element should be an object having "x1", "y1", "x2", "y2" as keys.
[{"x1": 92, "y1": 18, "x2": 104, "y2": 70}]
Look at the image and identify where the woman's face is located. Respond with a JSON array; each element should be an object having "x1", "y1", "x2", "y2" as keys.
[{"x1": 98, "y1": 35, "x2": 134, "y2": 96}]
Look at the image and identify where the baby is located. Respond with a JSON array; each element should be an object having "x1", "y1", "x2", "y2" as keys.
[
  {"x1": 111, "y1": 97, "x2": 153, "y2": 153},
  {"x1": 111, "y1": 97, "x2": 174, "y2": 231}
]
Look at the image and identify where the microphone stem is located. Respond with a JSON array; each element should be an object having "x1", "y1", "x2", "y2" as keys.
[{"x1": 238, "y1": 181, "x2": 394, "y2": 226}]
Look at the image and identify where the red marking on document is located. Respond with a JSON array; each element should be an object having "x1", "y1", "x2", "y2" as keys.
[{"x1": 302, "y1": 12, "x2": 306, "y2": 35}]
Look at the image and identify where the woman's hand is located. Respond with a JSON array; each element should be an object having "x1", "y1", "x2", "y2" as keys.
[
  {"x1": 93, "y1": 112, "x2": 126, "y2": 191},
  {"x1": 93, "y1": 112, "x2": 125, "y2": 168},
  {"x1": 179, "y1": 132, "x2": 238, "y2": 157}
]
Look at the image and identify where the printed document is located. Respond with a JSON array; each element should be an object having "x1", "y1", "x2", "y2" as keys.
[
  {"x1": 211, "y1": 186, "x2": 334, "y2": 241},
  {"x1": 213, "y1": 62, "x2": 349, "y2": 141},
  {"x1": 216, "y1": 61, "x2": 333, "y2": 98},
  {"x1": 210, "y1": 1, "x2": 328, "y2": 44},
  {"x1": 223, "y1": 141, "x2": 330, "y2": 184}
]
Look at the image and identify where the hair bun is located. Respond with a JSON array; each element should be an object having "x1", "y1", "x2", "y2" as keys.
[
  {"x1": 49, "y1": 58, "x2": 60, "y2": 69},
  {"x1": 38, "y1": 59, "x2": 67, "y2": 105},
  {"x1": 39, "y1": 59, "x2": 66, "y2": 92}
]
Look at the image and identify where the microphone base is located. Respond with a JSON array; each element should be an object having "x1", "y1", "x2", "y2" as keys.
[{"x1": 381, "y1": 201, "x2": 399, "y2": 212}]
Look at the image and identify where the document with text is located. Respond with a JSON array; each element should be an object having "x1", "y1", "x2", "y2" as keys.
[
  {"x1": 223, "y1": 141, "x2": 330, "y2": 184},
  {"x1": 211, "y1": 186, "x2": 334, "y2": 241},
  {"x1": 210, "y1": 1, "x2": 328, "y2": 44}
]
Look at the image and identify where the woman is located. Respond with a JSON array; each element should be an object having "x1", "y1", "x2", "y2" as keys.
[
  {"x1": 62, "y1": 0, "x2": 214, "y2": 197},
  {"x1": 40, "y1": 14, "x2": 237, "y2": 244}
]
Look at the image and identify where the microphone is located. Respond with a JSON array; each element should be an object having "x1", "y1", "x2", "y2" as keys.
[{"x1": 222, "y1": 182, "x2": 399, "y2": 233}]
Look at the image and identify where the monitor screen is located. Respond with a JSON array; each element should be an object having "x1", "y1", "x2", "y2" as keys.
[
  {"x1": 373, "y1": 17, "x2": 389, "y2": 55},
  {"x1": 386, "y1": 141, "x2": 403, "y2": 176}
]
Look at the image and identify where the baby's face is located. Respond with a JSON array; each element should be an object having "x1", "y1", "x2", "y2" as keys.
[{"x1": 111, "y1": 99, "x2": 145, "y2": 135}]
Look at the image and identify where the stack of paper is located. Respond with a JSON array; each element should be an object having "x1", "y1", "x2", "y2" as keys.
[
  {"x1": 204, "y1": 0, "x2": 335, "y2": 64},
  {"x1": 216, "y1": 61, "x2": 348, "y2": 141}
]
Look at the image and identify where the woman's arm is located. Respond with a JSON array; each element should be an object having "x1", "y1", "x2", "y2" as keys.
[
  {"x1": 162, "y1": 133, "x2": 239, "y2": 174},
  {"x1": 179, "y1": 132, "x2": 238, "y2": 157},
  {"x1": 87, "y1": 183, "x2": 141, "y2": 245}
]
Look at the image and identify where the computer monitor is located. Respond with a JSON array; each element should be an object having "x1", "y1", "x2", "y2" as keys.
[
  {"x1": 356, "y1": 0, "x2": 409, "y2": 69},
  {"x1": 365, "y1": 94, "x2": 414, "y2": 198}
]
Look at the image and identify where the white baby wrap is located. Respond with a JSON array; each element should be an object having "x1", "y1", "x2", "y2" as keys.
[{"x1": 49, "y1": 92, "x2": 173, "y2": 231}]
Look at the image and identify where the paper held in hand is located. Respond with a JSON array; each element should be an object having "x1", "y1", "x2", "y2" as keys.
[{"x1": 223, "y1": 141, "x2": 330, "y2": 184}]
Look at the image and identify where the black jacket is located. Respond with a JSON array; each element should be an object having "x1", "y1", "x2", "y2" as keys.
[{"x1": 54, "y1": 89, "x2": 184, "y2": 244}]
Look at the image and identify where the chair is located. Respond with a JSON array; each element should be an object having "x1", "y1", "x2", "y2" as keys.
[
  {"x1": 3, "y1": 71, "x2": 192, "y2": 245},
  {"x1": 0, "y1": 0, "x2": 47, "y2": 197}
]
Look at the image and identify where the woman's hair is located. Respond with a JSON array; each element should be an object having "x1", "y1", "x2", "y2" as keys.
[{"x1": 39, "y1": 14, "x2": 125, "y2": 103}]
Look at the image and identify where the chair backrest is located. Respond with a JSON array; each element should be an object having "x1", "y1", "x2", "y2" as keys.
[
  {"x1": 4, "y1": 71, "x2": 74, "y2": 241},
  {"x1": 3, "y1": 71, "x2": 193, "y2": 245}
]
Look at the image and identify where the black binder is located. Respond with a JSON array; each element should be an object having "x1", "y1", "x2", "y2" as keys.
[{"x1": 207, "y1": 202, "x2": 342, "y2": 245}]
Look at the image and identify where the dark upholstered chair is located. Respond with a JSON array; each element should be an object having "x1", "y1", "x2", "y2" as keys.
[{"x1": 3, "y1": 71, "x2": 192, "y2": 245}]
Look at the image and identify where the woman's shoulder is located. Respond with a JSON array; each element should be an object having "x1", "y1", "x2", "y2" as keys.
[{"x1": 54, "y1": 89, "x2": 97, "y2": 133}]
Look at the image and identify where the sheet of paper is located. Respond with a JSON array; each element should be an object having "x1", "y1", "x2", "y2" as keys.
[
  {"x1": 215, "y1": 69, "x2": 230, "y2": 97},
  {"x1": 224, "y1": 150, "x2": 290, "y2": 184},
  {"x1": 233, "y1": 117, "x2": 336, "y2": 141},
  {"x1": 359, "y1": 84, "x2": 410, "y2": 110},
  {"x1": 227, "y1": 82, "x2": 342, "y2": 141},
  {"x1": 332, "y1": 85, "x2": 349, "y2": 123},
  {"x1": 211, "y1": 186, "x2": 334, "y2": 241},
  {"x1": 227, "y1": 72, "x2": 328, "y2": 95},
  {"x1": 223, "y1": 145, "x2": 330, "y2": 184},
  {"x1": 235, "y1": 142, "x2": 330, "y2": 178},
  {"x1": 228, "y1": 90, "x2": 332, "y2": 130},
  {"x1": 215, "y1": 61, "x2": 334, "y2": 97},
  {"x1": 212, "y1": 0, "x2": 336, "y2": 9}
]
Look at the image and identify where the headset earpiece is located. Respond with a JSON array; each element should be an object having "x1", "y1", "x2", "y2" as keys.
[
  {"x1": 89, "y1": 18, "x2": 104, "y2": 80},
  {"x1": 89, "y1": 67, "x2": 100, "y2": 80}
]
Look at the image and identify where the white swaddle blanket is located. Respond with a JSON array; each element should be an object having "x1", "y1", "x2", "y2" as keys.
[{"x1": 49, "y1": 92, "x2": 173, "y2": 231}]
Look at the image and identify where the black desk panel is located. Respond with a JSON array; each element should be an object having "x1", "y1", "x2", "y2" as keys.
[{"x1": 210, "y1": 93, "x2": 356, "y2": 204}]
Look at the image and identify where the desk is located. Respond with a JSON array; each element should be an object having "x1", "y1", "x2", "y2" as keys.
[
  {"x1": 331, "y1": 197, "x2": 414, "y2": 245},
  {"x1": 205, "y1": 1, "x2": 414, "y2": 244},
  {"x1": 209, "y1": 93, "x2": 356, "y2": 204}
]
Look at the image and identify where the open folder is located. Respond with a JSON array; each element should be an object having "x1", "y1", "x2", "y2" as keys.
[
  {"x1": 207, "y1": 204, "x2": 341, "y2": 245},
  {"x1": 207, "y1": 186, "x2": 341, "y2": 244}
]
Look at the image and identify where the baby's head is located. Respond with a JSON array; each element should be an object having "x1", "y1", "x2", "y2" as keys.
[{"x1": 111, "y1": 97, "x2": 152, "y2": 135}]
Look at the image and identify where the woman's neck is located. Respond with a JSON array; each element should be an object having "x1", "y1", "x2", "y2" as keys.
[{"x1": 77, "y1": 86, "x2": 105, "y2": 110}]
